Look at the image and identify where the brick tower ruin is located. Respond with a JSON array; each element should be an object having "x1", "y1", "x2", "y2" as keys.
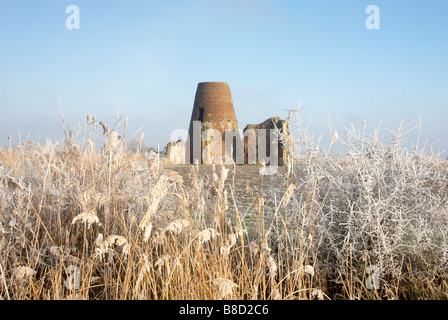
[
  {"x1": 187, "y1": 82, "x2": 239, "y2": 164},
  {"x1": 165, "y1": 81, "x2": 290, "y2": 166}
]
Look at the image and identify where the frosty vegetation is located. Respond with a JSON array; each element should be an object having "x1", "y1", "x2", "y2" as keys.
[{"x1": 0, "y1": 108, "x2": 447, "y2": 300}]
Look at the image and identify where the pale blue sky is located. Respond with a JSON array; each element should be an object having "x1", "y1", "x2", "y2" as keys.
[{"x1": 1, "y1": 0, "x2": 447, "y2": 152}]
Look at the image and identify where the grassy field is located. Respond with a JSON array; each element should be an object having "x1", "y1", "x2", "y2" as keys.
[{"x1": 1, "y1": 110, "x2": 447, "y2": 300}]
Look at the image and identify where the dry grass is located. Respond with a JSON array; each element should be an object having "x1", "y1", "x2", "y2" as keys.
[{"x1": 0, "y1": 109, "x2": 447, "y2": 300}]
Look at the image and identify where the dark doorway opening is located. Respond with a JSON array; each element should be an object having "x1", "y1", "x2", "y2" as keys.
[{"x1": 198, "y1": 107, "x2": 204, "y2": 122}]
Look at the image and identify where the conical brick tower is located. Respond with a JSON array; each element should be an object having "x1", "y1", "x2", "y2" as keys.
[{"x1": 187, "y1": 82, "x2": 239, "y2": 164}]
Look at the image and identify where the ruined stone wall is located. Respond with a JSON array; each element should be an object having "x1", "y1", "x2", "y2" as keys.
[
  {"x1": 243, "y1": 117, "x2": 289, "y2": 166},
  {"x1": 165, "y1": 139, "x2": 186, "y2": 164}
]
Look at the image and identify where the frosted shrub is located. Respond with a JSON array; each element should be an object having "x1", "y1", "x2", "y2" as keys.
[
  {"x1": 279, "y1": 108, "x2": 448, "y2": 298},
  {"x1": 1, "y1": 110, "x2": 447, "y2": 300}
]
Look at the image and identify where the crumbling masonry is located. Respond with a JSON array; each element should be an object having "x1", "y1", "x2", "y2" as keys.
[{"x1": 166, "y1": 82, "x2": 290, "y2": 165}]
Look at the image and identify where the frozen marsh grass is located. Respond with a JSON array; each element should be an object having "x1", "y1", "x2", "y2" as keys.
[{"x1": 0, "y1": 108, "x2": 447, "y2": 299}]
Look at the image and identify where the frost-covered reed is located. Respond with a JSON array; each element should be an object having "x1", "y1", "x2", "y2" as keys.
[{"x1": 0, "y1": 109, "x2": 447, "y2": 300}]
